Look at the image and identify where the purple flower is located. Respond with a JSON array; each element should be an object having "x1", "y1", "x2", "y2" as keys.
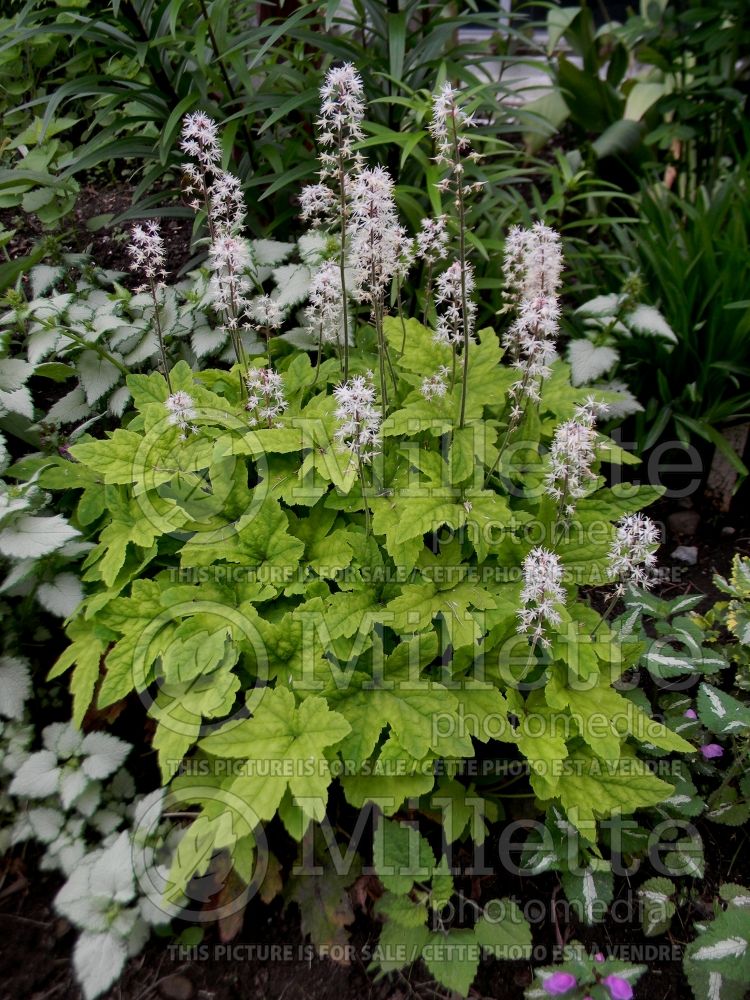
[
  {"x1": 594, "y1": 952, "x2": 605, "y2": 962},
  {"x1": 603, "y1": 974, "x2": 633, "y2": 1000},
  {"x1": 683, "y1": 709, "x2": 697, "y2": 719},
  {"x1": 542, "y1": 971, "x2": 577, "y2": 995},
  {"x1": 700, "y1": 743, "x2": 724, "y2": 759}
]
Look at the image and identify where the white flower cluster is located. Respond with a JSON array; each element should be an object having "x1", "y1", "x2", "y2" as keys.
[
  {"x1": 206, "y1": 233, "x2": 254, "y2": 339},
  {"x1": 416, "y1": 215, "x2": 450, "y2": 264},
  {"x1": 180, "y1": 113, "x2": 257, "y2": 351},
  {"x1": 434, "y1": 260, "x2": 477, "y2": 347},
  {"x1": 165, "y1": 390, "x2": 198, "y2": 440},
  {"x1": 607, "y1": 513, "x2": 660, "y2": 594},
  {"x1": 180, "y1": 110, "x2": 220, "y2": 174},
  {"x1": 545, "y1": 397, "x2": 608, "y2": 515},
  {"x1": 127, "y1": 220, "x2": 166, "y2": 286},
  {"x1": 209, "y1": 169, "x2": 246, "y2": 237},
  {"x1": 181, "y1": 112, "x2": 246, "y2": 238},
  {"x1": 502, "y1": 222, "x2": 563, "y2": 414},
  {"x1": 249, "y1": 294, "x2": 285, "y2": 332},
  {"x1": 299, "y1": 63, "x2": 365, "y2": 226},
  {"x1": 349, "y1": 166, "x2": 413, "y2": 302},
  {"x1": 244, "y1": 367, "x2": 288, "y2": 428},
  {"x1": 517, "y1": 546, "x2": 566, "y2": 648},
  {"x1": 333, "y1": 372, "x2": 382, "y2": 463},
  {"x1": 421, "y1": 365, "x2": 451, "y2": 400},
  {"x1": 317, "y1": 63, "x2": 366, "y2": 170},
  {"x1": 307, "y1": 261, "x2": 346, "y2": 346},
  {"x1": 299, "y1": 182, "x2": 337, "y2": 224},
  {"x1": 429, "y1": 82, "x2": 477, "y2": 167}
]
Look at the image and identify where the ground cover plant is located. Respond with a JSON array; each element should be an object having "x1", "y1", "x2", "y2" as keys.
[
  {"x1": 4, "y1": 68, "x2": 743, "y2": 999},
  {"x1": 1, "y1": 8, "x2": 750, "y2": 1000}
]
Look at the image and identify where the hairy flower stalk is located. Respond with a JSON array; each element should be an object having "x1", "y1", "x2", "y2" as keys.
[
  {"x1": 333, "y1": 372, "x2": 382, "y2": 535},
  {"x1": 306, "y1": 261, "x2": 347, "y2": 375},
  {"x1": 545, "y1": 397, "x2": 608, "y2": 522},
  {"x1": 349, "y1": 166, "x2": 408, "y2": 418},
  {"x1": 429, "y1": 83, "x2": 480, "y2": 429},
  {"x1": 517, "y1": 546, "x2": 566, "y2": 650},
  {"x1": 244, "y1": 367, "x2": 288, "y2": 428},
  {"x1": 127, "y1": 220, "x2": 172, "y2": 392},
  {"x1": 416, "y1": 215, "x2": 449, "y2": 326},
  {"x1": 181, "y1": 112, "x2": 257, "y2": 367},
  {"x1": 501, "y1": 222, "x2": 563, "y2": 431},
  {"x1": 208, "y1": 235, "x2": 254, "y2": 368},
  {"x1": 180, "y1": 112, "x2": 222, "y2": 242},
  {"x1": 300, "y1": 63, "x2": 366, "y2": 379}
]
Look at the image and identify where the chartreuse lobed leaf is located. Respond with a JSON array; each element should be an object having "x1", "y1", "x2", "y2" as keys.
[
  {"x1": 549, "y1": 744, "x2": 677, "y2": 833},
  {"x1": 46, "y1": 292, "x2": 694, "y2": 964},
  {"x1": 199, "y1": 686, "x2": 350, "y2": 823}
]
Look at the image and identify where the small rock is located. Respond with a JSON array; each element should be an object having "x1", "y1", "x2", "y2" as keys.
[
  {"x1": 53, "y1": 917, "x2": 72, "y2": 939},
  {"x1": 672, "y1": 545, "x2": 698, "y2": 565},
  {"x1": 667, "y1": 509, "x2": 701, "y2": 536},
  {"x1": 159, "y1": 975, "x2": 194, "y2": 1000},
  {"x1": 722, "y1": 525, "x2": 736, "y2": 537}
]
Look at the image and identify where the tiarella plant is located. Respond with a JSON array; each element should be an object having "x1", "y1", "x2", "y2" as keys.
[{"x1": 26, "y1": 87, "x2": 705, "y2": 999}]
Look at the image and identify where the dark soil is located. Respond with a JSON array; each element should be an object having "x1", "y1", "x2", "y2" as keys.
[
  {"x1": 3, "y1": 812, "x2": 749, "y2": 1000},
  {"x1": 1, "y1": 182, "x2": 196, "y2": 281}
]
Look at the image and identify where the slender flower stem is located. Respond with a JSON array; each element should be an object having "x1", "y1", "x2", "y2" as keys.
[
  {"x1": 337, "y1": 138, "x2": 350, "y2": 379},
  {"x1": 357, "y1": 455, "x2": 371, "y2": 537},
  {"x1": 484, "y1": 365, "x2": 535, "y2": 488},
  {"x1": 148, "y1": 277, "x2": 172, "y2": 393},
  {"x1": 592, "y1": 594, "x2": 620, "y2": 636},
  {"x1": 312, "y1": 323, "x2": 323, "y2": 385},
  {"x1": 397, "y1": 277, "x2": 407, "y2": 353},
  {"x1": 451, "y1": 115, "x2": 470, "y2": 431},
  {"x1": 422, "y1": 261, "x2": 434, "y2": 328}
]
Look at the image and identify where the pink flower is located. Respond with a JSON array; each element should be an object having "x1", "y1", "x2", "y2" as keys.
[
  {"x1": 594, "y1": 952, "x2": 605, "y2": 962},
  {"x1": 603, "y1": 975, "x2": 633, "y2": 1000},
  {"x1": 684, "y1": 709, "x2": 697, "y2": 719},
  {"x1": 700, "y1": 743, "x2": 724, "y2": 759},
  {"x1": 542, "y1": 971, "x2": 577, "y2": 995}
]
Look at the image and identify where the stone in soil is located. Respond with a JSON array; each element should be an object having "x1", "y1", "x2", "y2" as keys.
[
  {"x1": 671, "y1": 545, "x2": 699, "y2": 565},
  {"x1": 159, "y1": 973, "x2": 194, "y2": 999}
]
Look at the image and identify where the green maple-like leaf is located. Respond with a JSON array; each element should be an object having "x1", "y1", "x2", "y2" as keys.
[
  {"x1": 199, "y1": 686, "x2": 350, "y2": 822},
  {"x1": 331, "y1": 634, "x2": 472, "y2": 764},
  {"x1": 180, "y1": 497, "x2": 305, "y2": 577},
  {"x1": 551, "y1": 745, "x2": 676, "y2": 832}
]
